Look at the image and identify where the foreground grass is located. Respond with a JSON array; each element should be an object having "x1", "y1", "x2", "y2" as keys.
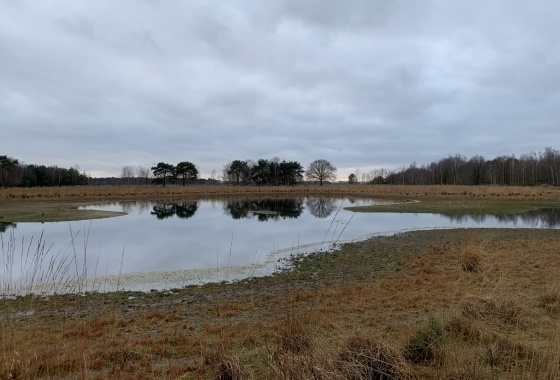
[
  {"x1": 2, "y1": 184, "x2": 560, "y2": 222},
  {"x1": 1, "y1": 228, "x2": 559, "y2": 379}
]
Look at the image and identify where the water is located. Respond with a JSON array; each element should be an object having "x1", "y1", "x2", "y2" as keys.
[{"x1": 1, "y1": 196, "x2": 559, "y2": 294}]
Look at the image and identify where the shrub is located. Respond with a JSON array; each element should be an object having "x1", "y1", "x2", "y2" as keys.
[{"x1": 403, "y1": 316, "x2": 444, "y2": 364}]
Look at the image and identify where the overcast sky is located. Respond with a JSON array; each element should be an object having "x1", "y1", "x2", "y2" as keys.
[{"x1": 1, "y1": 1, "x2": 559, "y2": 179}]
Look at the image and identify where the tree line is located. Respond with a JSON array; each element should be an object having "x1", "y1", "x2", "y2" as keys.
[
  {"x1": 150, "y1": 161, "x2": 199, "y2": 187},
  {"x1": 148, "y1": 158, "x2": 335, "y2": 187},
  {"x1": 349, "y1": 147, "x2": 560, "y2": 186},
  {"x1": 6, "y1": 146, "x2": 560, "y2": 188},
  {"x1": 222, "y1": 158, "x2": 305, "y2": 186},
  {"x1": 0, "y1": 155, "x2": 88, "y2": 188},
  {"x1": 0, "y1": 154, "x2": 336, "y2": 188}
]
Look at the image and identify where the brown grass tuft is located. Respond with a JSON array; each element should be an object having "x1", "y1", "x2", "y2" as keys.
[
  {"x1": 216, "y1": 355, "x2": 244, "y2": 380},
  {"x1": 460, "y1": 247, "x2": 481, "y2": 273},
  {"x1": 461, "y1": 296, "x2": 523, "y2": 326},
  {"x1": 274, "y1": 313, "x2": 313, "y2": 355},
  {"x1": 538, "y1": 289, "x2": 560, "y2": 317},
  {"x1": 203, "y1": 350, "x2": 245, "y2": 380},
  {"x1": 445, "y1": 315, "x2": 482, "y2": 343},
  {"x1": 336, "y1": 336, "x2": 415, "y2": 380}
]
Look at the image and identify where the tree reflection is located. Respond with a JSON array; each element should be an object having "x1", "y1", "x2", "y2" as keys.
[
  {"x1": 120, "y1": 201, "x2": 152, "y2": 215},
  {"x1": 174, "y1": 202, "x2": 199, "y2": 219},
  {"x1": 514, "y1": 208, "x2": 560, "y2": 228},
  {"x1": 151, "y1": 202, "x2": 198, "y2": 220},
  {"x1": 223, "y1": 199, "x2": 251, "y2": 220},
  {"x1": 440, "y1": 208, "x2": 560, "y2": 228},
  {"x1": 305, "y1": 197, "x2": 337, "y2": 219},
  {"x1": 441, "y1": 214, "x2": 488, "y2": 223},
  {"x1": 0, "y1": 222, "x2": 16, "y2": 233},
  {"x1": 223, "y1": 198, "x2": 304, "y2": 221}
]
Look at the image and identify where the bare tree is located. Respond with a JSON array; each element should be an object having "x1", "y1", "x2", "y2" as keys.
[
  {"x1": 306, "y1": 159, "x2": 337, "y2": 186},
  {"x1": 121, "y1": 165, "x2": 135, "y2": 186},
  {"x1": 137, "y1": 165, "x2": 151, "y2": 186}
]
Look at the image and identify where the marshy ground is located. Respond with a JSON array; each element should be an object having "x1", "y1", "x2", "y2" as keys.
[{"x1": 1, "y1": 185, "x2": 560, "y2": 379}]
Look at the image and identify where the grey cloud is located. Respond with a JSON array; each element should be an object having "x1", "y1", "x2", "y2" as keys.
[
  {"x1": 275, "y1": 0, "x2": 393, "y2": 30},
  {"x1": 1, "y1": 1, "x2": 559, "y2": 179}
]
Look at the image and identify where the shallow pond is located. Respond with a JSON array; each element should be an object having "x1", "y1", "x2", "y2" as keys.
[{"x1": 1, "y1": 196, "x2": 559, "y2": 295}]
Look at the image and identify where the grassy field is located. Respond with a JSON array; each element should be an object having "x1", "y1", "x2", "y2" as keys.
[{"x1": 1, "y1": 185, "x2": 560, "y2": 379}]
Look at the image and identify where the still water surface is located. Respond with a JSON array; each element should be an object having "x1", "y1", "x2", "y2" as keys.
[{"x1": 1, "y1": 197, "x2": 559, "y2": 294}]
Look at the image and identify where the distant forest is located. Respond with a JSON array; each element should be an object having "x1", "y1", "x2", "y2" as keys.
[
  {"x1": 2, "y1": 147, "x2": 560, "y2": 188},
  {"x1": 373, "y1": 147, "x2": 560, "y2": 186},
  {"x1": 0, "y1": 155, "x2": 88, "y2": 188}
]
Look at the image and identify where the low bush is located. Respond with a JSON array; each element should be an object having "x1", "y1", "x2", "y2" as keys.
[{"x1": 403, "y1": 316, "x2": 444, "y2": 365}]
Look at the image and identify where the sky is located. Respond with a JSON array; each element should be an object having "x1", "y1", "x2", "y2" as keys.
[{"x1": 1, "y1": 1, "x2": 560, "y2": 180}]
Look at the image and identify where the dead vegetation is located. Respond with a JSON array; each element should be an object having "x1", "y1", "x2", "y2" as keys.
[{"x1": 460, "y1": 244, "x2": 482, "y2": 273}]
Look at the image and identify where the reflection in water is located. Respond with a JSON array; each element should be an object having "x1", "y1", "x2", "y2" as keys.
[
  {"x1": 151, "y1": 202, "x2": 198, "y2": 220},
  {"x1": 223, "y1": 198, "x2": 304, "y2": 221},
  {"x1": 510, "y1": 208, "x2": 560, "y2": 228},
  {"x1": 120, "y1": 201, "x2": 152, "y2": 215},
  {"x1": 0, "y1": 222, "x2": 16, "y2": 233},
  {"x1": 441, "y1": 214, "x2": 488, "y2": 224},
  {"x1": 441, "y1": 208, "x2": 560, "y2": 228},
  {"x1": 5, "y1": 199, "x2": 560, "y2": 294},
  {"x1": 305, "y1": 197, "x2": 337, "y2": 219}
]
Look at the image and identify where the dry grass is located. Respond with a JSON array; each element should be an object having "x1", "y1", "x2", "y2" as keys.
[
  {"x1": 1, "y1": 228, "x2": 560, "y2": 378},
  {"x1": 2, "y1": 184, "x2": 560, "y2": 202},
  {"x1": 336, "y1": 337, "x2": 415, "y2": 380},
  {"x1": 460, "y1": 244, "x2": 482, "y2": 273},
  {"x1": 461, "y1": 296, "x2": 524, "y2": 326}
]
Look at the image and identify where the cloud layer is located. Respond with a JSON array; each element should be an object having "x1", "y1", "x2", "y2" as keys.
[{"x1": 2, "y1": 1, "x2": 559, "y2": 178}]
